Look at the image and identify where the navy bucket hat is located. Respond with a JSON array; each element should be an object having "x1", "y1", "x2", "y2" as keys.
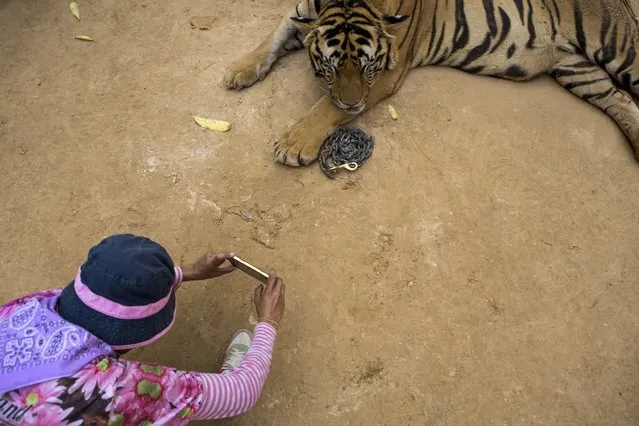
[{"x1": 58, "y1": 234, "x2": 183, "y2": 350}]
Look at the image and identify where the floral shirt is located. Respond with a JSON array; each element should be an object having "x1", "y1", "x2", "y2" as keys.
[{"x1": 0, "y1": 291, "x2": 277, "y2": 426}]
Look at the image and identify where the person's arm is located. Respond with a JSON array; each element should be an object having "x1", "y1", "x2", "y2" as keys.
[
  {"x1": 192, "y1": 273, "x2": 285, "y2": 420},
  {"x1": 173, "y1": 253, "x2": 285, "y2": 420},
  {"x1": 192, "y1": 322, "x2": 277, "y2": 420},
  {"x1": 180, "y1": 252, "x2": 236, "y2": 283}
]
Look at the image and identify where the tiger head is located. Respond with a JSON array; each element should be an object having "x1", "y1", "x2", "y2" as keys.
[{"x1": 291, "y1": 0, "x2": 408, "y2": 115}]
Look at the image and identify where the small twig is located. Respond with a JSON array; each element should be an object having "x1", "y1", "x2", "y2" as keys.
[{"x1": 225, "y1": 207, "x2": 254, "y2": 222}]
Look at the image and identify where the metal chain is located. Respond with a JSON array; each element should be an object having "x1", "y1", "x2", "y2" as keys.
[{"x1": 319, "y1": 127, "x2": 375, "y2": 179}]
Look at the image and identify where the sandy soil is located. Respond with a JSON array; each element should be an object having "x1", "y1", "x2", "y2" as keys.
[{"x1": 1, "y1": 0, "x2": 638, "y2": 424}]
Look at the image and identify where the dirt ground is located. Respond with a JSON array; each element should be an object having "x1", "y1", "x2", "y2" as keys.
[{"x1": 1, "y1": 0, "x2": 638, "y2": 424}]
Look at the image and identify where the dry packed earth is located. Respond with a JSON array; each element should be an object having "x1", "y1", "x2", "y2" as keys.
[{"x1": 1, "y1": 0, "x2": 638, "y2": 424}]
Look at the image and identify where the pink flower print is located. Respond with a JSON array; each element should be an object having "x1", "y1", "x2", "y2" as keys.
[
  {"x1": 27, "y1": 405, "x2": 82, "y2": 426},
  {"x1": 109, "y1": 395, "x2": 157, "y2": 426},
  {"x1": 0, "y1": 290, "x2": 60, "y2": 321},
  {"x1": 10, "y1": 380, "x2": 65, "y2": 410},
  {"x1": 163, "y1": 374, "x2": 202, "y2": 424},
  {"x1": 111, "y1": 363, "x2": 178, "y2": 424},
  {"x1": 68, "y1": 357, "x2": 124, "y2": 400},
  {"x1": 175, "y1": 402, "x2": 198, "y2": 422},
  {"x1": 110, "y1": 403, "x2": 192, "y2": 426},
  {"x1": 159, "y1": 368, "x2": 196, "y2": 403}
]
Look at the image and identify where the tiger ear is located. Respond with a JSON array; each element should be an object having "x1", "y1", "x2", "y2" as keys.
[
  {"x1": 290, "y1": 16, "x2": 317, "y2": 32},
  {"x1": 383, "y1": 14, "x2": 409, "y2": 25}
]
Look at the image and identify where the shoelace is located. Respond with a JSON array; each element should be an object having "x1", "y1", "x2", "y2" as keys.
[{"x1": 221, "y1": 347, "x2": 246, "y2": 370}]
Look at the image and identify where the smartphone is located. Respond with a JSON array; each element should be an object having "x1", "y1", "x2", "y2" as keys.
[{"x1": 230, "y1": 256, "x2": 269, "y2": 285}]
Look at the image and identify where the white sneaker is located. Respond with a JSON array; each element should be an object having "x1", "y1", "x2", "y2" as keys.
[{"x1": 220, "y1": 329, "x2": 252, "y2": 373}]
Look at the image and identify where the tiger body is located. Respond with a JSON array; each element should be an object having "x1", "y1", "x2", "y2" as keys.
[
  {"x1": 412, "y1": 0, "x2": 565, "y2": 78},
  {"x1": 224, "y1": 0, "x2": 639, "y2": 165},
  {"x1": 410, "y1": 0, "x2": 637, "y2": 82}
]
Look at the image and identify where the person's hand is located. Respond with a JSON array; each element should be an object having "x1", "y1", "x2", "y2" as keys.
[
  {"x1": 181, "y1": 252, "x2": 236, "y2": 282},
  {"x1": 254, "y1": 272, "x2": 285, "y2": 327}
]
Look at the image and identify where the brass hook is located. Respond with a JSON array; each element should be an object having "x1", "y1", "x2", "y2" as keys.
[{"x1": 328, "y1": 162, "x2": 359, "y2": 172}]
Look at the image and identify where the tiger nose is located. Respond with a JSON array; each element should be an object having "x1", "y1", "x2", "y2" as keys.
[
  {"x1": 341, "y1": 100, "x2": 361, "y2": 108},
  {"x1": 338, "y1": 82, "x2": 362, "y2": 105},
  {"x1": 339, "y1": 89, "x2": 363, "y2": 107}
]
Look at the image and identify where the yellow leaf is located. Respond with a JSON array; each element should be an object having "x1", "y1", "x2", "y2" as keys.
[
  {"x1": 75, "y1": 35, "x2": 94, "y2": 41},
  {"x1": 69, "y1": 2, "x2": 80, "y2": 20},
  {"x1": 388, "y1": 104, "x2": 398, "y2": 120},
  {"x1": 193, "y1": 116, "x2": 231, "y2": 132}
]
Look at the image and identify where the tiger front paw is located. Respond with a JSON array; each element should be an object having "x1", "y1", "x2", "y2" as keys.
[
  {"x1": 223, "y1": 53, "x2": 273, "y2": 90},
  {"x1": 274, "y1": 121, "x2": 328, "y2": 167}
]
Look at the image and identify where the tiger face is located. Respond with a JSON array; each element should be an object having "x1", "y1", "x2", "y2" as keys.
[{"x1": 292, "y1": 1, "x2": 408, "y2": 115}]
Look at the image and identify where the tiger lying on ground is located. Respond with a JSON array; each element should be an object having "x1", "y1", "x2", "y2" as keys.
[{"x1": 224, "y1": 0, "x2": 639, "y2": 166}]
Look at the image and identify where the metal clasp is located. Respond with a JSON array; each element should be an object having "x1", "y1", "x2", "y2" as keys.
[{"x1": 328, "y1": 162, "x2": 359, "y2": 172}]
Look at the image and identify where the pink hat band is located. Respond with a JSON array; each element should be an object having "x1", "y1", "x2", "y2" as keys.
[{"x1": 73, "y1": 266, "x2": 183, "y2": 320}]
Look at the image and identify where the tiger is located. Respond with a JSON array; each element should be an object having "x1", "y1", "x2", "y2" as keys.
[{"x1": 223, "y1": 0, "x2": 639, "y2": 166}]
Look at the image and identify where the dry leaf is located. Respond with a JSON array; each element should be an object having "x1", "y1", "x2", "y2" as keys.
[
  {"x1": 388, "y1": 104, "x2": 398, "y2": 120},
  {"x1": 189, "y1": 16, "x2": 216, "y2": 30},
  {"x1": 75, "y1": 35, "x2": 94, "y2": 41},
  {"x1": 193, "y1": 116, "x2": 231, "y2": 132},
  {"x1": 69, "y1": 2, "x2": 80, "y2": 20}
]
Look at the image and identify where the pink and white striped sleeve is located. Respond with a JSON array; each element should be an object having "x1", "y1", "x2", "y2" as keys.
[{"x1": 191, "y1": 323, "x2": 277, "y2": 420}]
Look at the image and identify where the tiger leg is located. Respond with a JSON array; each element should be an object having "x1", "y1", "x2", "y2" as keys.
[
  {"x1": 550, "y1": 55, "x2": 639, "y2": 160},
  {"x1": 273, "y1": 96, "x2": 352, "y2": 166},
  {"x1": 592, "y1": 6, "x2": 639, "y2": 97},
  {"x1": 274, "y1": 68, "x2": 409, "y2": 166},
  {"x1": 223, "y1": 3, "x2": 315, "y2": 89}
]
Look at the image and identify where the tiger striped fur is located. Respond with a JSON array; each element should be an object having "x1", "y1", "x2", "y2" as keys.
[{"x1": 224, "y1": 0, "x2": 639, "y2": 166}]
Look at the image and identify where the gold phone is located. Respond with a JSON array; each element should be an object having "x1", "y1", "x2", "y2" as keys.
[{"x1": 230, "y1": 256, "x2": 269, "y2": 284}]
